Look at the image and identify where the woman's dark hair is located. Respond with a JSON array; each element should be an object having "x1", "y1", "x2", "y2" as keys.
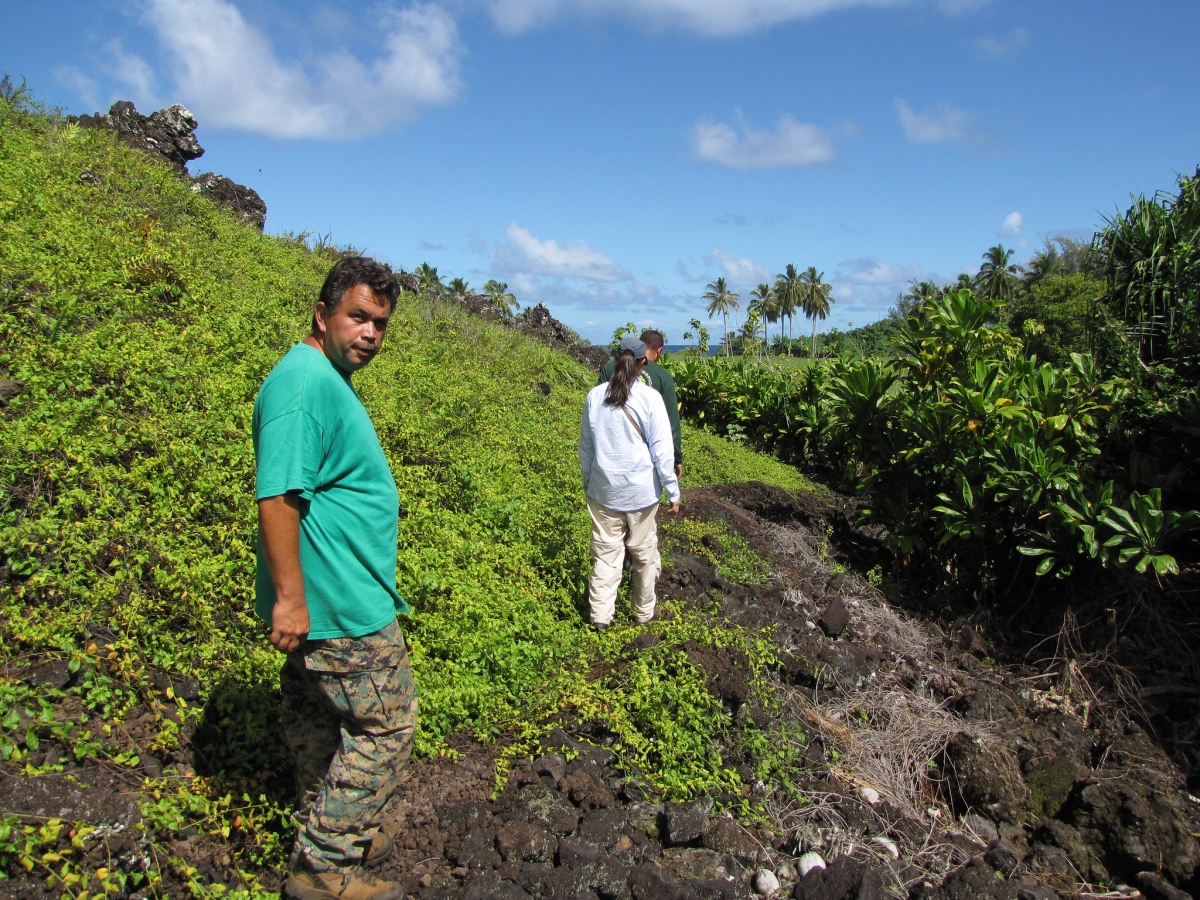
[
  {"x1": 313, "y1": 256, "x2": 401, "y2": 330},
  {"x1": 604, "y1": 350, "x2": 644, "y2": 408}
]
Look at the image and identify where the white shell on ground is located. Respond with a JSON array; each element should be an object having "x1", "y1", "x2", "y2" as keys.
[
  {"x1": 752, "y1": 869, "x2": 780, "y2": 895},
  {"x1": 859, "y1": 786, "x2": 881, "y2": 805},
  {"x1": 797, "y1": 852, "x2": 826, "y2": 877},
  {"x1": 872, "y1": 836, "x2": 899, "y2": 858}
]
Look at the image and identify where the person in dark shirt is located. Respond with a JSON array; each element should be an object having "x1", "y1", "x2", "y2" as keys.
[{"x1": 598, "y1": 330, "x2": 682, "y2": 478}]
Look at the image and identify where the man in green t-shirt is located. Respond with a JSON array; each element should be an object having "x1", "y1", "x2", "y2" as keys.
[
  {"x1": 598, "y1": 330, "x2": 683, "y2": 477},
  {"x1": 253, "y1": 256, "x2": 413, "y2": 900}
]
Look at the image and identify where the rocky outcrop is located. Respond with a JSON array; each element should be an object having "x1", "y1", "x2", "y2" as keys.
[
  {"x1": 509, "y1": 302, "x2": 610, "y2": 370},
  {"x1": 420, "y1": 286, "x2": 612, "y2": 371},
  {"x1": 189, "y1": 173, "x2": 267, "y2": 232},
  {"x1": 75, "y1": 101, "x2": 203, "y2": 174},
  {"x1": 74, "y1": 101, "x2": 267, "y2": 231}
]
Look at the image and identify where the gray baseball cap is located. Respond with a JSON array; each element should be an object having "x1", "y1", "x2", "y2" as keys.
[{"x1": 618, "y1": 335, "x2": 647, "y2": 360}]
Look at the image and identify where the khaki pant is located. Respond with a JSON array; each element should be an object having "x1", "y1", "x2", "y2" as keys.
[
  {"x1": 281, "y1": 619, "x2": 418, "y2": 872},
  {"x1": 587, "y1": 498, "x2": 661, "y2": 626}
]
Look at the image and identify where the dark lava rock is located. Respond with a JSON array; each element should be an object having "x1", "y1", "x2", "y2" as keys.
[
  {"x1": 150, "y1": 671, "x2": 201, "y2": 700},
  {"x1": 462, "y1": 876, "x2": 532, "y2": 899},
  {"x1": 1136, "y1": 870, "x2": 1193, "y2": 900},
  {"x1": 1023, "y1": 753, "x2": 1082, "y2": 819},
  {"x1": 681, "y1": 642, "x2": 751, "y2": 706},
  {"x1": 0, "y1": 770, "x2": 141, "y2": 833},
  {"x1": 984, "y1": 841, "x2": 1020, "y2": 877},
  {"x1": 533, "y1": 752, "x2": 566, "y2": 784},
  {"x1": 561, "y1": 768, "x2": 616, "y2": 809},
  {"x1": 791, "y1": 855, "x2": 883, "y2": 900},
  {"x1": 702, "y1": 816, "x2": 763, "y2": 863},
  {"x1": 25, "y1": 658, "x2": 73, "y2": 689},
  {"x1": 191, "y1": 173, "x2": 267, "y2": 231},
  {"x1": 441, "y1": 800, "x2": 491, "y2": 835},
  {"x1": 955, "y1": 623, "x2": 992, "y2": 658},
  {"x1": 1029, "y1": 817, "x2": 1109, "y2": 884},
  {"x1": 943, "y1": 732, "x2": 1031, "y2": 823},
  {"x1": 819, "y1": 598, "x2": 849, "y2": 637},
  {"x1": 76, "y1": 101, "x2": 203, "y2": 173},
  {"x1": 495, "y1": 821, "x2": 557, "y2": 863},
  {"x1": 507, "y1": 302, "x2": 610, "y2": 370},
  {"x1": 624, "y1": 868, "x2": 734, "y2": 900},
  {"x1": 516, "y1": 783, "x2": 583, "y2": 835},
  {"x1": 577, "y1": 807, "x2": 630, "y2": 851},
  {"x1": 662, "y1": 799, "x2": 711, "y2": 846},
  {"x1": 1069, "y1": 777, "x2": 1199, "y2": 887},
  {"x1": 0, "y1": 378, "x2": 23, "y2": 408},
  {"x1": 909, "y1": 856, "x2": 1021, "y2": 899}
]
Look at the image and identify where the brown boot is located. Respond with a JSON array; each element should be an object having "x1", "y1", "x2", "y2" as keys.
[
  {"x1": 364, "y1": 831, "x2": 393, "y2": 869},
  {"x1": 285, "y1": 865, "x2": 406, "y2": 900}
]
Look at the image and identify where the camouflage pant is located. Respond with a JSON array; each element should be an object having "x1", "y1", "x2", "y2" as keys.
[{"x1": 280, "y1": 618, "x2": 418, "y2": 872}]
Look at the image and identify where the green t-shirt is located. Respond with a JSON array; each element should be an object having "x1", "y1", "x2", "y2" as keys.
[
  {"x1": 598, "y1": 358, "x2": 682, "y2": 464},
  {"x1": 253, "y1": 343, "x2": 407, "y2": 639}
]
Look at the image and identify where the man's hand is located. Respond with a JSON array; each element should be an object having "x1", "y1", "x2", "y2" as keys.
[
  {"x1": 664, "y1": 500, "x2": 681, "y2": 516},
  {"x1": 270, "y1": 598, "x2": 310, "y2": 653},
  {"x1": 675, "y1": 463, "x2": 683, "y2": 479},
  {"x1": 259, "y1": 492, "x2": 308, "y2": 653}
]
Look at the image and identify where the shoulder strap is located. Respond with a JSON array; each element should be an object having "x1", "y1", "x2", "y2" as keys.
[{"x1": 621, "y1": 405, "x2": 646, "y2": 443}]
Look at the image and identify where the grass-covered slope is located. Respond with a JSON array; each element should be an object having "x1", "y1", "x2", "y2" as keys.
[{"x1": 0, "y1": 95, "x2": 813, "y2": 890}]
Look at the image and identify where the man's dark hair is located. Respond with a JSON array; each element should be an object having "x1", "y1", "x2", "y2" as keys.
[
  {"x1": 639, "y1": 330, "x2": 665, "y2": 351},
  {"x1": 314, "y1": 256, "x2": 401, "y2": 329}
]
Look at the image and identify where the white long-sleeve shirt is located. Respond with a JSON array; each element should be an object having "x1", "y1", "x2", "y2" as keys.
[{"x1": 579, "y1": 380, "x2": 680, "y2": 512}]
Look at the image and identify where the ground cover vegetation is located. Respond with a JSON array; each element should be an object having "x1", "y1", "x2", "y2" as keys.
[
  {"x1": 0, "y1": 88, "x2": 820, "y2": 896},
  {"x1": 667, "y1": 183, "x2": 1200, "y2": 604}
]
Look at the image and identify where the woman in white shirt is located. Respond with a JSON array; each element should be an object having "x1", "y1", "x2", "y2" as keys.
[{"x1": 579, "y1": 336, "x2": 681, "y2": 629}]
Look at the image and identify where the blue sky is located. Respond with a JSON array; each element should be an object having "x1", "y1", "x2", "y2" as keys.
[{"x1": 4, "y1": 0, "x2": 1199, "y2": 344}]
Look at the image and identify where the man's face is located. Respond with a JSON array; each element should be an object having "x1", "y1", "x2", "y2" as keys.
[
  {"x1": 313, "y1": 283, "x2": 392, "y2": 373},
  {"x1": 644, "y1": 345, "x2": 661, "y2": 363}
]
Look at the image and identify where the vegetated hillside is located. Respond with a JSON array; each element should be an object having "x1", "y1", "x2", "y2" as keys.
[{"x1": 0, "y1": 91, "x2": 812, "y2": 892}]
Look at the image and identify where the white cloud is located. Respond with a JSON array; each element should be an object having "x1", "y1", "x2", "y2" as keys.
[
  {"x1": 999, "y1": 211, "x2": 1023, "y2": 236},
  {"x1": 823, "y1": 257, "x2": 932, "y2": 325},
  {"x1": 694, "y1": 114, "x2": 837, "y2": 169},
  {"x1": 894, "y1": 98, "x2": 972, "y2": 144},
  {"x1": 492, "y1": 223, "x2": 630, "y2": 282},
  {"x1": 139, "y1": 0, "x2": 463, "y2": 139},
  {"x1": 839, "y1": 257, "x2": 923, "y2": 286},
  {"x1": 483, "y1": 0, "x2": 974, "y2": 37},
  {"x1": 975, "y1": 27, "x2": 1030, "y2": 59},
  {"x1": 703, "y1": 249, "x2": 771, "y2": 286}
]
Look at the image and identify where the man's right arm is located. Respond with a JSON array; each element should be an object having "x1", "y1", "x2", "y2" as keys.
[{"x1": 258, "y1": 492, "x2": 309, "y2": 653}]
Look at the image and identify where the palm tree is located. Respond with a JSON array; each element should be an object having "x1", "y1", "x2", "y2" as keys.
[
  {"x1": 1022, "y1": 247, "x2": 1061, "y2": 289},
  {"x1": 892, "y1": 279, "x2": 942, "y2": 321},
  {"x1": 774, "y1": 264, "x2": 803, "y2": 355},
  {"x1": 415, "y1": 262, "x2": 444, "y2": 298},
  {"x1": 703, "y1": 277, "x2": 741, "y2": 356},
  {"x1": 741, "y1": 310, "x2": 763, "y2": 359},
  {"x1": 975, "y1": 245, "x2": 1023, "y2": 303},
  {"x1": 483, "y1": 279, "x2": 518, "y2": 316},
  {"x1": 749, "y1": 283, "x2": 780, "y2": 354},
  {"x1": 446, "y1": 277, "x2": 470, "y2": 295},
  {"x1": 798, "y1": 266, "x2": 833, "y2": 358}
]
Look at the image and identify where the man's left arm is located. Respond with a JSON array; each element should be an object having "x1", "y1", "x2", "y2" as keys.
[{"x1": 659, "y1": 370, "x2": 683, "y2": 477}]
